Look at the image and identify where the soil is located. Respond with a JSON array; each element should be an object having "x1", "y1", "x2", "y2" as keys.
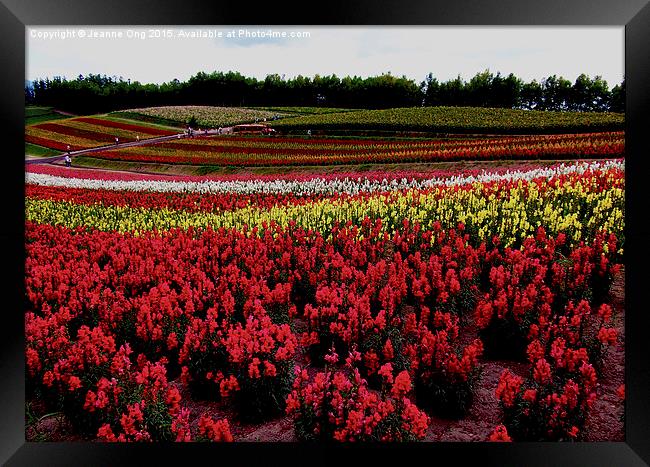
[
  {"x1": 25, "y1": 399, "x2": 83, "y2": 442},
  {"x1": 583, "y1": 265, "x2": 625, "y2": 442},
  {"x1": 25, "y1": 267, "x2": 626, "y2": 443}
]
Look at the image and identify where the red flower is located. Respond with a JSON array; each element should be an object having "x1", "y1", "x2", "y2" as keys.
[
  {"x1": 198, "y1": 415, "x2": 233, "y2": 442},
  {"x1": 496, "y1": 370, "x2": 523, "y2": 408},
  {"x1": 378, "y1": 363, "x2": 394, "y2": 385},
  {"x1": 68, "y1": 375, "x2": 82, "y2": 392},
  {"x1": 533, "y1": 359, "x2": 552, "y2": 385},
  {"x1": 248, "y1": 358, "x2": 262, "y2": 379},
  {"x1": 383, "y1": 339, "x2": 395, "y2": 361},
  {"x1": 263, "y1": 360, "x2": 277, "y2": 377},
  {"x1": 488, "y1": 424, "x2": 512, "y2": 442},
  {"x1": 391, "y1": 371, "x2": 411, "y2": 398},
  {"x1": 324, "y1": 347, "x2": 339, "y2": 365}
]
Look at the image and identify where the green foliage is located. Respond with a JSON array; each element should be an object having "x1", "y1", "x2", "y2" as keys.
[
  {"x1": 271, "y1": 106, "x2": 624, "y2": 134},
  {"x1": 28, "y1": 71, "x2": 625, "y2": 114},
  {"x1": 247, "y1": 106, "x2": 359, "y2": 115},
  {"x1": 25, "y1": 142, "x2": 59, "y2": 157},
  {"x1": 25, "y1": 106, "x2": 68, "y2": 125},
  {"x1": 415, "y1": 378, "x2": 476, "y2": 419},
  {"x1": 186, "y1": 115, "x2": 198, "y2": 128}
]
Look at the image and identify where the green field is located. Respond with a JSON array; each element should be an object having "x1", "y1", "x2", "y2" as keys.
[
  {"x1": 25, "y1": 106, "x2": 69, "y2": 125},
  {"x1": 247, "y1": 107, "x2": 360, "y2": 115},
  {"x1": 108, "y1": 111, "x2": 187, "y2": 129},
  {"x1": 100, "y1": 115, "x2": 182, "y2": 132},
  {"x1": 270, "y1": 106, "x2": 625, "y2": 134},
  {"x1": 25, "y1": 142, "x2": 59, "y2": 157}
]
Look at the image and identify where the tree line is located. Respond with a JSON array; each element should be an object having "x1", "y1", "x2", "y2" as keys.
[{"x1": 25, "y1": 70, "x2": 625, "y2": 114}]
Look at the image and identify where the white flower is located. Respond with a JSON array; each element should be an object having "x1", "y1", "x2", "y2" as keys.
[{"x1": 25, "y1": 160, "x2": 624, "y2": 196}]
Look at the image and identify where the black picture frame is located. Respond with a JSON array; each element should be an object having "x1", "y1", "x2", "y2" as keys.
[{"x1": 2, "y1": 0, "x2": 649, "y2": 465}]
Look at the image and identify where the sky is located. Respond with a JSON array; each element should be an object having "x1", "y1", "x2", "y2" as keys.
[{"x1": 26, "y1": 26, "x2": 624, "y2": 86}]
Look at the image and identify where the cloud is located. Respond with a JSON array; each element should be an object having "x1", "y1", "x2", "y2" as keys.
[{"x1": 26, "y1": 26, "x2": 624, "y2": 86}]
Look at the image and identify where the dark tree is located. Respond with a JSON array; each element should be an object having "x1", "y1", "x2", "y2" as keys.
[
  {"x1": 27, "y1": 70, "x2": 624, "y2": 114},
  {"x1": 609, "y1": 78, "x2": 625, "y2": 112}
]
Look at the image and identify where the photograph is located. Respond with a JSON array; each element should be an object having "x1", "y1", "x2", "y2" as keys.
[
  {"x1": 22, "y1": 24, "x2": 628, "y2": 444},
  {"x1": 1, "y1": 1, "x2": 649, "y2": 464}
]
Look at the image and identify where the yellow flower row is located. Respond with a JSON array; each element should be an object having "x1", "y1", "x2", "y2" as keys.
[{"x1": 25, "y1": 175, "x2": 624, "y2": 249}]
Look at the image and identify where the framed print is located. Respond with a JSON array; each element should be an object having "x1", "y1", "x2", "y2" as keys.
[{"x1": 1, "y1": 0, "x2": 649, "y2": 465}]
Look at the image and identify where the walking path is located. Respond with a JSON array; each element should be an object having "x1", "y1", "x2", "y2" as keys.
[{"x1": 25, "y1": 127, "x2": 234, "y2": 165}]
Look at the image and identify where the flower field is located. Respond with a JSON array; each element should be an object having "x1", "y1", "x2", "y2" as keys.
[
  {"x1": 25, "y1": 156, "x2": 625, "y2": 442},
  {"x1": 87, "y1": 132, "x2": 624, "y2": 167},
  {"x1": 25, "y1": 117, "x2": 177, "y2": 151},
  {"x1": 249, "y1": 107, "x2": 360, "y2": 115},
  {"x1": 118, "y1": 106, "x2": 292, "y2": 129},
  {"x1": 270, "y1": 106, "x2": 624, "y2": 134}
]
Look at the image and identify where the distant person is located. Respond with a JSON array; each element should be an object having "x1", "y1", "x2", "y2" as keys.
[
  {"x1": 136, "y1": 135, "x2": 140, "y2": 142},
  {"x1": 66, "y1": 144, "x2": 71, "y2": 154},
  {"x1": 115, "y1": 137, "x2": 119, "y2": 145},
  {"x1": 64, "y1": 154, "x2": 71, "y2": 167},
  {"x1": 218, "y1": 127, "x2": 222, "y2": 134},
  {"x1": 307, "y1": 129, "x2": 312, "y2": 137}
]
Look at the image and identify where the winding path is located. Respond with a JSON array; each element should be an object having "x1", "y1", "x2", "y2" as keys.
[{"x1": 25, "y1": 127, "x2": 234, "y2": 165}]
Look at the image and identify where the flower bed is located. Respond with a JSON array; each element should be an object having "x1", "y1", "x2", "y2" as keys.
[{"x1": 24, "y1": 158, "x2": 625, "y2": 442}]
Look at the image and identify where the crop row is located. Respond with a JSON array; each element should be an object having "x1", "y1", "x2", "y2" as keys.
[
  {"x1": 26, "y1": 164, "x2": 625, "y2": 249},
  {"x1": 26, "y1": 159, "x2": 623, "y2": 196},
  {"x1": 26, "y1": 158, "x2": 564, "y2": 184},
  {"x1": 25, "y1": 117, "x2": 177, "y2": 150},
  {"x1": 157, "y1": 132, "x2": 624, "y2": 151},
  {"x1": 90, "y1": 132, "x2": 624, "y2": 166},
  {"x1": 270, "y1": 106, "x2": 624, "y2": 134}
]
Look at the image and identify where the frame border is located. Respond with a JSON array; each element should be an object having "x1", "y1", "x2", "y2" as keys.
[{"x1": 2, "y1": 1, "x2": 649, "y2": 465}]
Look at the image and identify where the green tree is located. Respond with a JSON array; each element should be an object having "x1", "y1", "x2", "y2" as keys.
[{"x1": 609, "y1": 78, "x2": 625, "y2": 112}]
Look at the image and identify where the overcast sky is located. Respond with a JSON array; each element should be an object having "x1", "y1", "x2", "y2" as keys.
[{"x1": 26, "y1": 26, "x2": 624, "y2": 86}]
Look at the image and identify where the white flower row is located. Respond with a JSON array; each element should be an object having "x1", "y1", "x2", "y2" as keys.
[{"x1": 25, "y1": 160, "x2": 624, "y2": 196}]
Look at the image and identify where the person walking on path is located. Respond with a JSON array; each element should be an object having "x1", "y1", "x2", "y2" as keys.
[
  {"x1": 66, "y1": 145, "x2": 71, "y2": 154},
  {"x1": 115, "y1": 137, "x2": 119, "y2": 145},
  {"x1": 136, "y1": 135, "x2": 140, "y2": 142},
  {"x1": 64, "y1": 154, "x2": 72, "y2": 167}
]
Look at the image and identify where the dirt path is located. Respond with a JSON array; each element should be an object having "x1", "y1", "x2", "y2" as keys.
[
  {"x1": 24, "y1": 127, "x2": 234, "y2": 166},
  {"x1": 583, "y1": 266, "x2": 625, "y2": 441},
  {"x1": 54, "y1": 109, "x2": 77, "y2": 117}
]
